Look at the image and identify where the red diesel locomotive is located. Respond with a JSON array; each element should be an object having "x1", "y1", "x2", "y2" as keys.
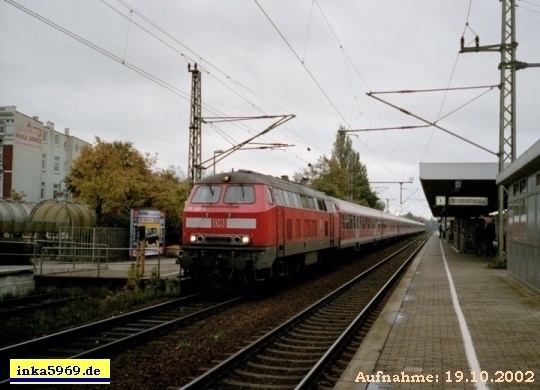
[{"x1": 180, "y1": 169, "x2": 424, "y2": 285}]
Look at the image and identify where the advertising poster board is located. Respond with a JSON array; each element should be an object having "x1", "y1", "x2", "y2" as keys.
[{"x1": 130, "y1": 209, "x2": 165, "y2": 257}]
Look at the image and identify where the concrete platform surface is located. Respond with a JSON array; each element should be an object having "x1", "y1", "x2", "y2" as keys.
[{"x1": 335, "y1": 233, "x2": 540, "y2": 389}]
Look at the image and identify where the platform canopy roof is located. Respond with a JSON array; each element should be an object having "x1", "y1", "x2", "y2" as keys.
[
  {"x1": 419, "y1": 162, "x2": 500, "y2": 219},
  {"x1": 497, "y1": 138, "x2": 540, "y2": 186}
]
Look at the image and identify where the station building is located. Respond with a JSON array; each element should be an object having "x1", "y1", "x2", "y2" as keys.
[
  {"x1": 420, "y1": 140, "x2": 540, "y2": 293},
  {"x1": 0, "y1": 106, "x2": 91, "y2": 203},
  {"x1": 497, "y1": 138, "x2": 540, "y2": 292}
]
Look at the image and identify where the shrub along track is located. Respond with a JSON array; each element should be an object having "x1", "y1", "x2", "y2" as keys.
[
  {"x1": 0, "y1": 292, "x2": 86, "y2": 321},
  {"x1": 87, "y1": 235, "x2": 426, "y2": 390}
]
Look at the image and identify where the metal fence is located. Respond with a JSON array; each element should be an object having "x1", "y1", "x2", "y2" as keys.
[
  {"x1": 1, "y1": 227, "x2": 130, "y2": 265},
  {"x1": 54, "y1": 227, "x2": 129, "y2": 260},
  {"x1": 31, "y1": 227, "x2": 131, "y2": 276}
]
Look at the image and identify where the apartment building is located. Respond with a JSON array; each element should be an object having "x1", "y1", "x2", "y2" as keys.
[{"x1": 0, "y1": 106, "x2": 91, "y2": 203}]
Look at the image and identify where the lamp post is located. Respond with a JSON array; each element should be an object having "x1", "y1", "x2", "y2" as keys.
[{"x1": 213, "y1": 149, "x2": 223, "y2": 174}]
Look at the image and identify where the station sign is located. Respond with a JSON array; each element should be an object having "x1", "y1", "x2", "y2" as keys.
[{"x1": 448, "y1": 197, "x2": 488, "y2": 206}]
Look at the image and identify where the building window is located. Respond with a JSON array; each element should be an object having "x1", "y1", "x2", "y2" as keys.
[
  {"x1": 513, "y1": 178, "x2": 528, "y2": 196},
  {"x1": 41, "y1": 182, "x2": 45, "y2": 199},
  {"x1": 42, "y1": 154, "x2": 47, "y2": 171},
  {"x1": 54, "y1": 156, "x2": 60, "y2": 173},
  {"x1": 53, "y1": 182, "x2": 60, "y2": 195},
  {"x1": 64, "y1": 141, "x2": 67, "y2": 150},
  {"x1": 0, "y1": 120, "x2": 5, "y2": 134},
  {"x1": 54, "y1": 134, "x2": 59, "y2": 146},
  {"x1": 42, "y1": 130, "x2": 48, "y2": 143}
]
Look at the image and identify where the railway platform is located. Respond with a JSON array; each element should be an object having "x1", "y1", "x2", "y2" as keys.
[
  {"x1": 0, "y1": 257, "x2": 181, "y2": 293},
  {"x1": 335, "y1": 233, "x2": 540, "y2": 389}
]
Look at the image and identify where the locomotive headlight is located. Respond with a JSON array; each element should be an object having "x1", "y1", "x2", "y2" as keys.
[
  {"x1": 241, "y1": 235, "x2": 251, "y2": 244},
  {"x1": 189, "y1": 234, "x2": 198, "y2": 243}
]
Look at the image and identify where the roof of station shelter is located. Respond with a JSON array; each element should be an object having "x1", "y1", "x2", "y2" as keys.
[
  {"x1": 419, "y1": 162, "x2": 499, "y2": 219},
  {"x1": 496, "y1": 138, "x2": 540, "y2": 186},
  {"x1": 29, "y1": 200, "x2": 97, "y2": 233},
  {"x1": 0, "y1": 200, "x2": 35, "y2": 234}
]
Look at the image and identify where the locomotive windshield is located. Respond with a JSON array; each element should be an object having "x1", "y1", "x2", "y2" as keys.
[
  {"x1": 224, "y1": 185, "x2": 255, "y2": 204},
  {"x1": 192, "y1": 185, "x2": 221, "y2": 203}
]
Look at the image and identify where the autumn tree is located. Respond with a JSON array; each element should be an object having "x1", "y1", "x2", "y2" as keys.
[
  {"x1": 295, "y1": 129, "x2": 384, "y2": 210},
  {"x1": 66, "y1": 138, "x2": 189, "y2": 243}
]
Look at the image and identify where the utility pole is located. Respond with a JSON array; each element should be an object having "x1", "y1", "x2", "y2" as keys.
[
  {"x1": 460, "y1": 0, "x2": 540, "y2": 265},
  {"x1": 370, "y1": 179, "x2": 413, "y2": 214},
  {"x1": 188, "y1": 63, "x2": 202, "y2": 186},
  {"x1": 348, "y1": 155, "x2": 354, "y2": 201}
]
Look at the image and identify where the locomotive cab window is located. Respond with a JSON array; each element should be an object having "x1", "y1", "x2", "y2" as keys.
[
  {"x1": 267, "y1": 188, "x2": 275, "y2": 204},
  {"x1": 192, "y1": 185, "x2": 221, "y2": 203},
  {"x1": 274, "y1": 188, "x2": 285, "y2": 205},
  {"x1": 224, "y1": 185, "x2": 255, "y2": 204}
]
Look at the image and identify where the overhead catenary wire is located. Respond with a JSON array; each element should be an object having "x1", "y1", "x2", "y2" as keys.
[
  {"x1": 3, "y1": 0, "x2": 191, "y2": 101},
  {"x1": 253, "y1": 0, "x2": 350, "y2": 128},
  {"x1": 7, "y1": 0, "x2": 319, "y2": 168},
  {"x1": 286, "y1": 0, "x2": 412, "y2": 182},
  {"x1": 109, "y1": 0, "x2": 330, "y2": 162}
]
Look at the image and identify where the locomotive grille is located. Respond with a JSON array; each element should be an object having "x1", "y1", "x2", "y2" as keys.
[{"x1": 205, "y1": 236, "x2": 233, "y2": 244}]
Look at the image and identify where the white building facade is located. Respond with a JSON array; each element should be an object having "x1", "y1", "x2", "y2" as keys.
[{"x1": 0, "y1": 106, "x2": 91, "y2": 203}]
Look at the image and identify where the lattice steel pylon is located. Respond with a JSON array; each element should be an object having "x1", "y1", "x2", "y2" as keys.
[
  {"x1": 460, "y1": 0, "x2": 517, "y2": 265},
  {"x1": 496, "y1": 0, "x2": 517, "y2": 265},
  {"x1": 188, "y1": 63, "x2": 202, "y2": 186}
]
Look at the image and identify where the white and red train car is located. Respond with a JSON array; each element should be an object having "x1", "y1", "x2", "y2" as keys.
[{"x1": 180, "y1": 169, "x2": 424, "y2": 284}]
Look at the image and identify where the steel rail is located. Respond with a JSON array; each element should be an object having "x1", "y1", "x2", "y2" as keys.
[
  {"x1": 179, "y1": 237, "x2": 426, "y2": 389},
  {"x1": 0, "y1": 293, "x2": 245, "y2": 384},
  {"x1": 296, "y1": 238, "x2": 427, "y2": 389}
]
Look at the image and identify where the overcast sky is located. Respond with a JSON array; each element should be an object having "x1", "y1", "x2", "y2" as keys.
[{"x1": 2, "y1": 0, "x2": 539, "y2": 219}]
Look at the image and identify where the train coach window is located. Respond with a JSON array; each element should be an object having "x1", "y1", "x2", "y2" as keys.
[
  {"x1": 317, "y1": 199, "x2": 326, "y2": 211},
  {"x1": 192, "y1": 185, "x2": 221, "y2": 203},
  {"x1": 306, "y1": 197, "x2": 316, "y2": 210},
  {"x1": 224, "y1": 185, "x2": 255, "y2": 203}
]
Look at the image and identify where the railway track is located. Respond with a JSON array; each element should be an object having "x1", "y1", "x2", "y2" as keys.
[
  {"x1": 0, "y1": 293, "x2": 245, "y2": 385},
  {"x1": 179, "y1": 237, "x2": 427, "y2": 389}
]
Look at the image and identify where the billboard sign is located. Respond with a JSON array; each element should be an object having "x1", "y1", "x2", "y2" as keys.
[{"x1": 130, "y1": 209, "x2": 165, "y2": 257}]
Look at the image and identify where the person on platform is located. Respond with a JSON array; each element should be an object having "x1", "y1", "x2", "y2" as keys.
[
  {"x1": 484, "y1": 219, "x2": 496, "y2": 257},
  {"x1": 439, "y1": 223, "x2": 444, "y2": 239},
  {"x1": 474, "y1": 219, "x2": 484, "y2": 257}
]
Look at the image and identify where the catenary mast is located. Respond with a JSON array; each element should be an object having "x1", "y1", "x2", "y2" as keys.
[{"x1": 188, "y1": 63, "x2": 202, "y2": 186}]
